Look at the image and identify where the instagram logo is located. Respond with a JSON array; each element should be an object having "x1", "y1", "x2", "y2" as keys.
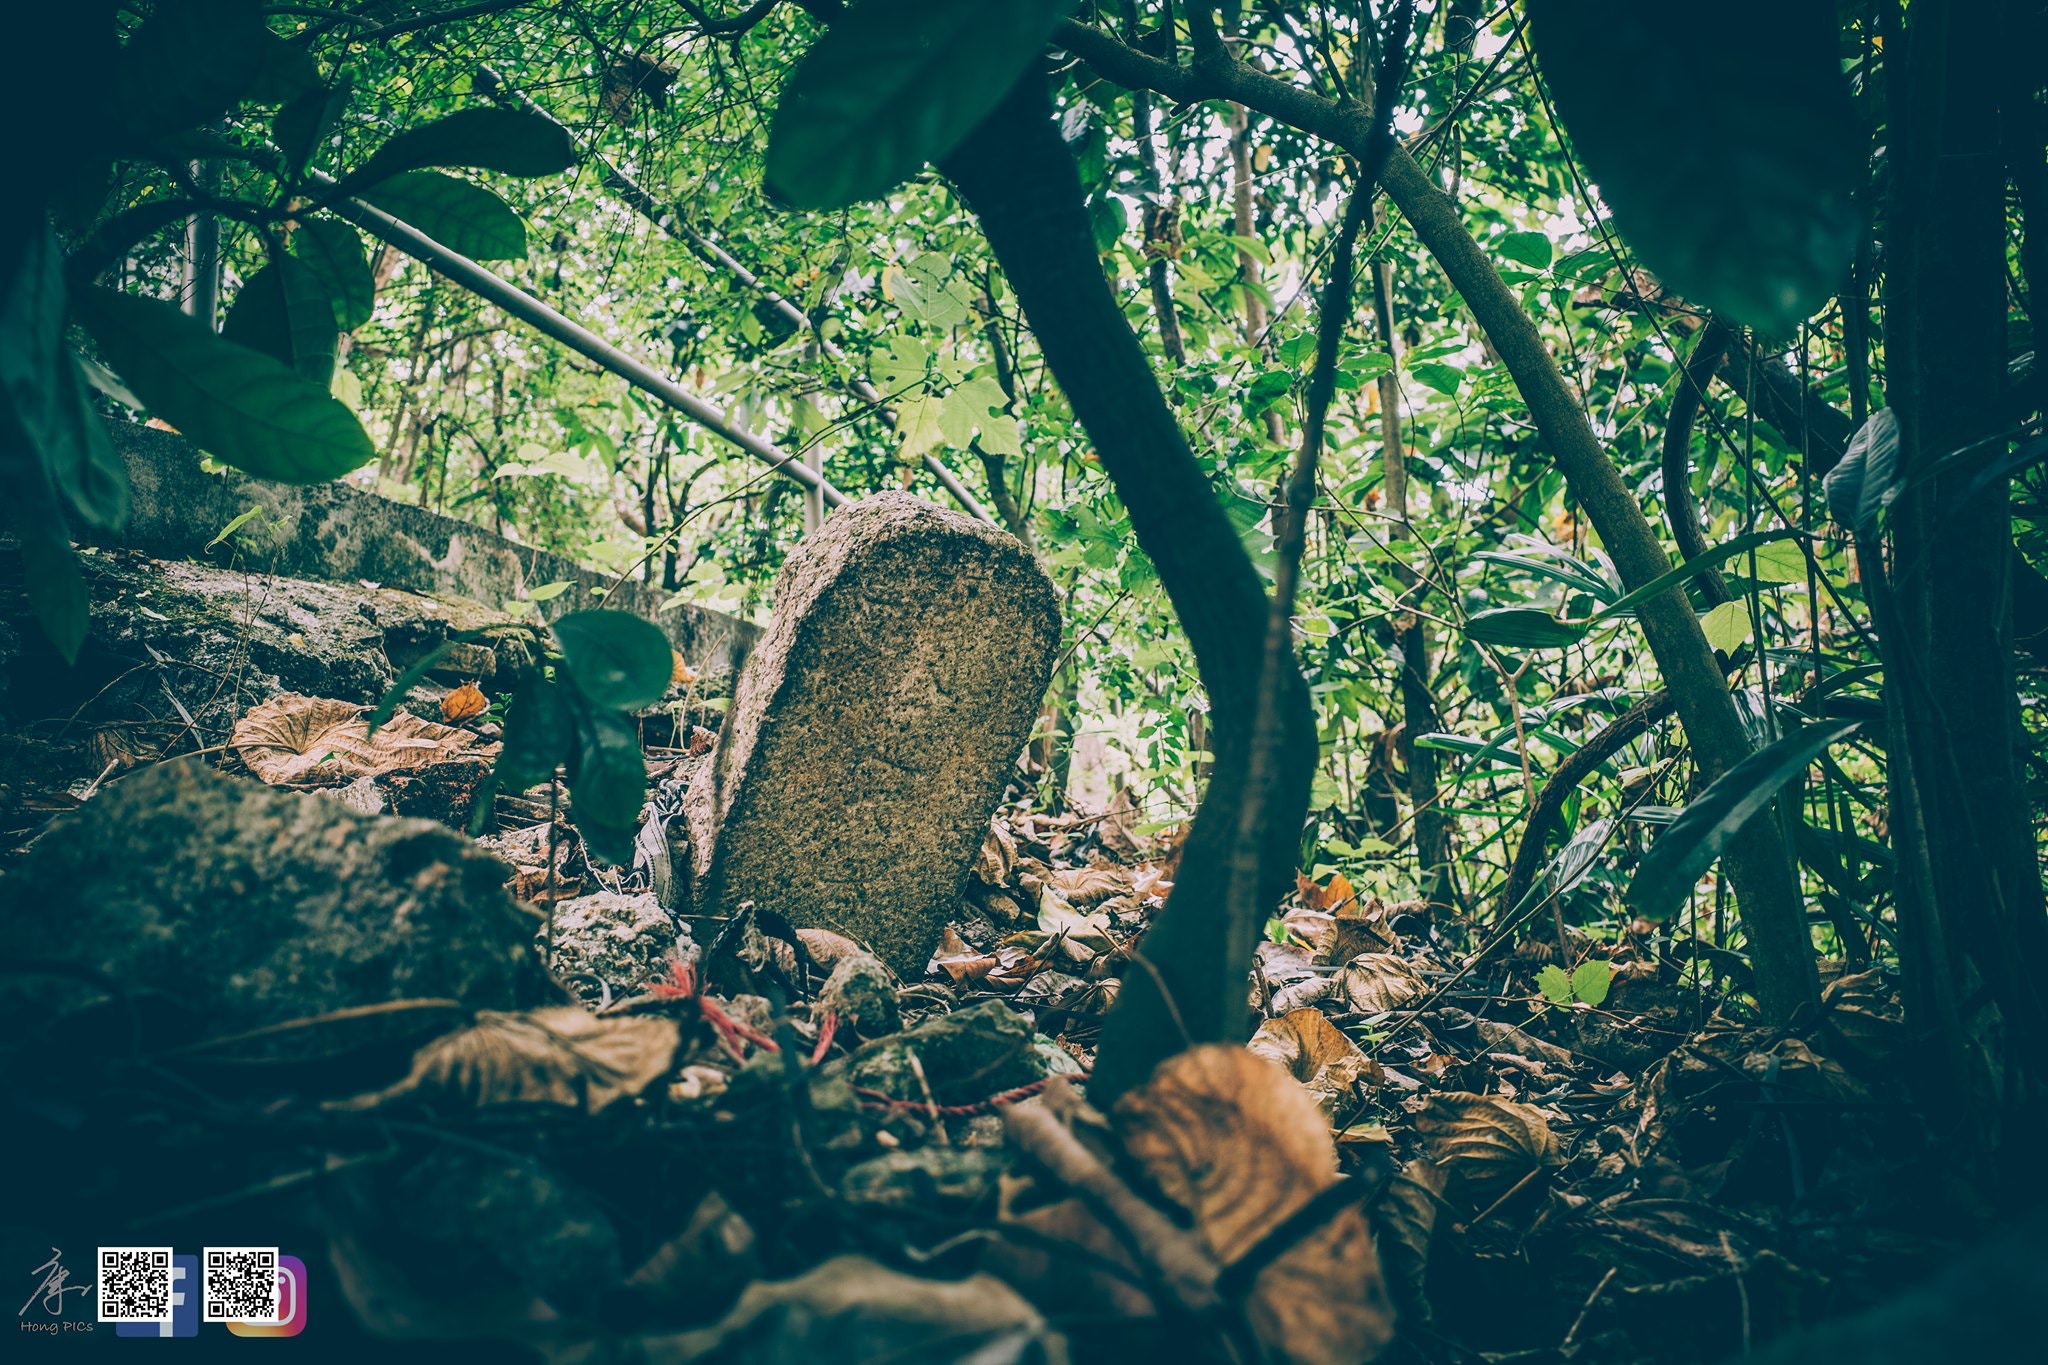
[{"x1": 227, "y1": 1255, "x2": 307, "y2": 1337}]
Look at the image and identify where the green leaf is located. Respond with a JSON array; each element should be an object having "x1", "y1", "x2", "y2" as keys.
[
  {"x1": 527, "y1": 580, "x2": 573, "y2": 602},
  {"x1": 1410, "y1": 362, "x2": 1464, "y2": 396},
  {"x1": 552, "y1": 609, "x2": 674, "y2": 711},
  {"x1": 1525, "y1": 2, "x2": 1861, "y2": 336},
  {"x1": 872, "y1": 336, "x2": 929, "y2": 394},
  {"x1": 1535, "y1": 964, "x2": 1573, "y2": 1005},
  {"x1": 290, "y1": 218, "x2": 375, "y2": 330},
  {"x1": 220, "y1": 251, "x2": 340, "y2": 386},
  {"x1": 895, "y1": 253, "x2": 972, "y2": 328},
  {"x1": 765, "y1": 0, "x2": 1080, "y2": 208},
  {"x1": 1465, "y1": 606, "x2": 1588, "y2": 650},
  {"x1": 343, "y1": 108, "x2": 577, "y2": 190},
  {"x1": 71, "y1": 287, "x2": 374, "y2": 484},
  {"x1": 357, "y1": 171, "x2": 527, "y2": 261},
  {"x1": 112, "y1": 0, "x2": 270, "y2": 138},
  {"x1": 1591, "y1": 529, "x2": 1801, "y2": 622},
  {"x1": 0, "y1": 224, "x2": 128, "y2": 531},
  {"x1": 1747, "y1": 538, "x2": 1810, "y2": 584},
  {"x1": 567, "y1": 701, "x2": 647, "y2": 864},
  {"x1": 274, "y1": 80, "x2": 351, "y2": 179},
  {"x1": 1571, "y1": 959, "x2": 1612, "y2": 1007},
  {"x1": 1500, "y1": 231, "x2": 1553, "y2": 269},
  {"x1": 894, "y1": 392, "x2": 945, "y2": 459},
  {"x1": 1627, "y1": 718, "x2": 1862, "y2": 922},
  {"x1": 1823, "y1": 408, "x2": 1899, "y2": 540},
  {"x1": 1699, "y1": 598, "x2": 1752, "y2": 654},
  {"x1": 12, "y1": 501, "x2": 89, "y2": 666},
  {"x1": 204, "y1": 505, "x2": 266, "y2": 551},
  {"x1": 499, "y1": 672, "x2": 575, "y2": 789}
]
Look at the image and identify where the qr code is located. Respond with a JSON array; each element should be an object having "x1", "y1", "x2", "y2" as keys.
[
  {"x1": 202, "y1": 1247, "x2": 281, "y2": 1323},
  {"x1": 97, "y1": 1247, "x2": 173, "y2": 1321}
]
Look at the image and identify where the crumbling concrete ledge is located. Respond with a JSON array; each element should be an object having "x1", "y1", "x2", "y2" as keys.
[{"x1": 94, "y1": 421, "x2": 758, "y2": 682}]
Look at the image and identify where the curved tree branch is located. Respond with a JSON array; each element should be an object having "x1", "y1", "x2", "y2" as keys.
[{"x1": 1661, "y1": 320, "x2": 1734, "y2": 607}]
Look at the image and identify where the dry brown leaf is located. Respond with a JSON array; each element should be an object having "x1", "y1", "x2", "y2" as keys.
[
  {"x1": 1049, "y1": 864, "x2": 1131, "y2": 906},
  {"x1": 1249, "y1": 1009, "x2": 1384, "y2": 1116},
  {"x1": 327, "y1": 1007, "x2": 679, "y2": 1115},
  {"x1": 1411, "y1": 1091, "x2": 1559, "y2": 1204},
  {"x1": 1116, "y1": 1046, "x2": 1396, "y2": 1364},
  {"x1": 440, "y1": 680, "x2": 488, "y2": 722},
  {"x1": 1821, "y1": 967, "x2": 1904, "y2": 1062},
  {"x1": 973, "y1": 817, "x2": 1018, "y2": 885},
  {"x1": 233, "y1": 693, "x2": 489, "y2": 785},
  {"x1": 671, "y1": 650, "x2": 698, "y2": 686},
  {"x1": 930, "y1": 925, "x2": 999, "y2": 983},
  {"x1": 1339, "y1": 952, "x2": 1429, "y2": 1013},
  {"x1": 1372, "y1": 1158, "x2": 1447, "y2": 1322}
]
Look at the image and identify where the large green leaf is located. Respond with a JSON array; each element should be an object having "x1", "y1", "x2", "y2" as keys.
[
  {"x1": 765, "y1": 0, "x2": 1079, "y2": 208},
  {"x1": 0, "y1": 224, "x2": 127, "y2": 531},
  {"x1": 552, "y1": 610, "x2": 674, "y2": 711},
  {"x1": 1464, "y1": 606, "x2": 1589, "y2": 650},
  {"x1": 1824, "y1": 408, "x2": 1899, "y2": 541},
  {"x1": 9, "y1": 496, "x2": 89, "y2": 666},
  {"x1": 220, "y1": 251, "x2": 340, "y2": 386},
  {"x1": 111, "y1": 0, "x2": 269, "y2": 139},
  {"x1": 500, "y1": 672, "x2": 575, "y2": 790},
  {"x1": 567, "y1": 701, "x2": 647, "y2": 864},
  {"x1": 1525, "y1": 2, "x2": 1862, "y2": 336},
  {"x1": 357, "y1": 171, "x2": 527, "y2": 261},
  {"x1": 290, "y1": 217, "x2": 376, "y2": 330},
  {"x1": 274, "y1": 81, "x2": 352, "y2": 180},
  {"x1": 72, "y1": 287, "x2": 374, "y2": 483},
  {"x1": 1627, "y1": 718, "x2": 1862, "y2": 922},
  {"x1": 342, "y1": 108, "x2": 577, "y2": 190}
]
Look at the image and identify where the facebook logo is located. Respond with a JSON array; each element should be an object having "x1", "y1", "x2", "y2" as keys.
[{"x1": 114, "y1": 1254, "x2": 198, "y2": 1338}]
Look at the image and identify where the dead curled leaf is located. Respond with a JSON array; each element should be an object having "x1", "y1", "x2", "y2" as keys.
[
  {"x1": 326, "y1": 1007, "x2": 680, "y2": 1115},
  {"x1": 670, "y1": 649, "x2": 698, "y2": 686},
  {"x1": 1116, "y1": 1047, "x2": 1397, "y2": 1364},
  {"x1": 1049, "y1": 864, "x2": 1131, "y2": 906},
  {"x1": 232, "y1": 693, "x2": 491, "y2": 785},
  {"x1": 1339, "y1": 952, "x2": 1429, "y2": 1014},
  {"x1": 1411, "y1": 1091, "x2": 1560, "y2": 1204},
  {"x1": 440, "y1": 680, "x2": 488, "y2": 722},
  {"x1": 1248, "y1": 1009, "x2": 1385, "y2": 1114}
]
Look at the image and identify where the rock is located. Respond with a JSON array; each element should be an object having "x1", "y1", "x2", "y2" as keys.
[
  {"x1": 687, "y1": 494, "x2": 1060, "y2": 978},
  {"x1": 0, "y1": 762, "x2": 550, "y2": 1036},
  {"x1": 834, "y1": 998, "x2": 1044, "y2": 1106},
  {"x1": 545, "y1": 891, "x2": 691, "y2": 1006},
  {"x1": 817, "y1": 947, "x2": 899, "y2": 1037}
]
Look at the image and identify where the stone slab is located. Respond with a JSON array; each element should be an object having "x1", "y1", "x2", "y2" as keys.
[{"x1": 686, "y1": 494, "x2": 1059, "y2": 977}]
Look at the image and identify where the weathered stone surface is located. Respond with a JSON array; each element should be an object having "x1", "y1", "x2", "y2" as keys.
[
  {"x1": 96, "y1": 420, "x2": 758, "y2": 681},
  {"x1": 0, "y1": 762, "x2": 550, "y2": 1034},
  {"x1": 546, "y1": 890, "x2": 692, "y2": 1006},
  {"x1": 686, "y1": 494, "x2": 1060, "y2": 977}
]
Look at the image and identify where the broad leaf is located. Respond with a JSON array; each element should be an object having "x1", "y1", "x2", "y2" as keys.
[
  {"x1": 1500, "y1": 230, "x2": 1553, "y2": 269},
  {"x1": 71, "y1": 287, "x2": 374, "y2": 483},
  {"x1": 220, "y1": 251, "x2": 340, "y2": 385},
  {"x1": 1627, "y1": 718, "x2": 1862, "y2": 922},
  {"x1": 765, "y1": 0, "x2": 1080, "y2": 208},
  {"x1": 1525, "y1": 1, "x2": 1862, "y2": 335},
  {"x1": 274, "y1": 81, "x2": 351, "y2": 179},
  {"x1": 499, "y1": 672, "x2": 575, "y2": 789},
  {"x1": 11, "y1": 501, "x2": 89, "y2": 666},
  {"x1": 568, "y1": 700, "x2": 647, "y2": 864},
  {"x1": 357, "y1": 171, "x2": 527, "y2": 261},
  {"x1": 343, "y1": 108, "x2": 577, "y2": 190},
  {"x1": 552, "y1": 610, "x2": 674, "y2": 711},
  {"x1": 1570, "y1": 960, "x2": 1612, "y2": 1007},
  {"x1": 0, "y1": 224, "x2": 128, "y2": 530},
  {"x1": 290, "y1": 217, "x2": 376, "y2": 330},
  {"x1": 1699, "y1": 598, "x2": 1752, "y2": 654},
  {"x1": 1824, "y1": 408, "x2": 1900, "y2": 540},
  {"x1": 1464, "y1": 606, "x2": 1587, "y2": 650}
]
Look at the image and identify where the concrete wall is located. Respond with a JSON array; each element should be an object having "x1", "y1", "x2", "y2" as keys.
[{"x1": 93, "y1": 422, "x2": 759, "y2": 681}]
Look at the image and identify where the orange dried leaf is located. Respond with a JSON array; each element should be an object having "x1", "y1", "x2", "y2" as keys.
[
  {"x1": 671, "y1": 650, "x2": 698, "y2": 686},
  {"x1": 440, "y1": 680, "x2": 488, "y2": 722}
]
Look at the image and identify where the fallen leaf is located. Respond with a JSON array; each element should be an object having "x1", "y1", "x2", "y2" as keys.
[
  {"x1": 440, "y1": 680, "x2": 488, "y2": 722},
  {"x1": 671, "y1": 649, "x2": 698, "y2": 686},
  {"x1": 1116, "y1": 1047, "x2": 1396, "y2": 1363},
  {"x1": 1339, "y1": 953, "x2": 1429, "y2": 1013},
  {"x1": 1411, "y1": 1091, "x2": 1560, "y2": 1204},
  {"x1": 1248, "y1": 1008, "x2": 1384, "y2": 1114},
  {"x1": 974, "y1": 817, "x2": 1018, "y2": 885},
  {"x1": 232, "y1": 693, "x2": 491, "y2": 785},
  {"x1": 1051, "y1": 864, "x2": 1132, "y2": 906},
  {"x1": 930, "y1": 925, "x2": 999, "y2": 983},
  {"x1": 327, "y1": 1006, "x2": 680, "y2": 1115}
]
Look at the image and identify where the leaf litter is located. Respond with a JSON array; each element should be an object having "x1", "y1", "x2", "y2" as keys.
[{"x1": 0, "y1": 688, "x2": 1978, "y2": 1365}]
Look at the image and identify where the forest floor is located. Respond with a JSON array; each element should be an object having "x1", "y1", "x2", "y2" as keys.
[{"x1": 0, "y1": 554, "x2": 2022, "y2": 1364}]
